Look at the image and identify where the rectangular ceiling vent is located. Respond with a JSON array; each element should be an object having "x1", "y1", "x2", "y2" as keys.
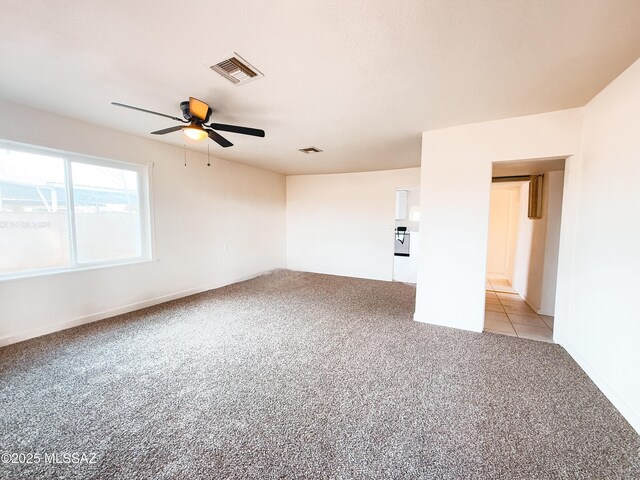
[{"x1": 210, "y1": 53, "x2": 264, "y2": 86}]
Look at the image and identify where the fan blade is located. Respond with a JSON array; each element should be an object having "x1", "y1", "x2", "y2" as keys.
[
  {"x1": 207, "y1": 129, "x2": 233, "y2": 148},
  {"x1": 208, "y1": 123, "x2": 265, "y2": 137},
  {"x1": 150, "y1": 125, "x2": 184, "y2": 135},
  {"x1": 189, "y1": 97, "x2": 211, "y2": 122},
  {"x1": 111, "y1": 102, "x2": 187, "y2": 123}
]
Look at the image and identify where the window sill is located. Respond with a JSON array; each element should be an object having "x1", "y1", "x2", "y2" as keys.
[{"x1": 0, "y1": 257, "x2": 158, "y2": 283}]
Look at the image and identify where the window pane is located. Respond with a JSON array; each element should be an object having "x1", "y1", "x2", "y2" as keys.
[
  {"x1": 0, "y1": 148, "x2": 70, "y2": 274},
  {"x1": 71, "y1": 162, "x2": 142, "y2": 263}
]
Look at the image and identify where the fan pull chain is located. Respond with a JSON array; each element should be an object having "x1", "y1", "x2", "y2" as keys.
[
  {"x1": 207, "y1": 144, "x2": 211, "y2": 167},
  {"x1": 184, "y1": 145, "x2": 187, "y2": 167}
]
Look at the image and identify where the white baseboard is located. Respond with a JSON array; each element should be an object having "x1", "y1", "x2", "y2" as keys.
[
  {"x1": 0, "y1": 269, "x2": 275, "y2": 348},
  {"x1": 559, "y1": 338, "x2": 640, "y2": 435}
]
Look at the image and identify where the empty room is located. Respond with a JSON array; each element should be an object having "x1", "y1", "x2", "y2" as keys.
[{"x1": 1, "y1": 1, "x2": 639, "y2": 479}]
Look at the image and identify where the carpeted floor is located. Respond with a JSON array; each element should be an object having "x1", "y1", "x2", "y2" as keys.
[{"x1": 1, "y1": 270, "x2": 638, "y2": 479}]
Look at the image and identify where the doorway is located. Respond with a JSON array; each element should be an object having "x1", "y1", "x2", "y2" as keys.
[
  {"x1": 393, "y1": 187, "x2": 420, "y2": 283},
  {"x1": 484, "y1": 158, "x2": 565, "y2": 342}
]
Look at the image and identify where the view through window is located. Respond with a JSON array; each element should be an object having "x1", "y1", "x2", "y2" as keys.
[{"x1": 0, "y1": 142, "x2": 151, "y2": 278}]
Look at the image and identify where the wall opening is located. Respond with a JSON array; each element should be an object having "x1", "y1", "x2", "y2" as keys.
[
  {"x1": 484, "y1": 157, "x2": 566, "y2": 342},
  {"x1": 393, "y1": 187, "x2": 420, "y2": 283}
]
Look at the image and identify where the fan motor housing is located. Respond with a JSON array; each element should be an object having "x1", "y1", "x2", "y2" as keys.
[
  {"x1": 180, "y1": 101, "x2": 191, "y2": 121},
  {"x1": 181, "y1": 100, "x2": 212, "y2": 123}
]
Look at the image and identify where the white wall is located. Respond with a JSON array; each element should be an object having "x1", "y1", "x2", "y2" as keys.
[
  {"x1": 287, "y1": 168, "x2": 420, "y2": 281},
  {"x1": 510, "y1": 171, "x2": 564, "y2": 314},
  {"x1": 504, "y1": 186, "x2": 521, "y2": 283},
  {"x1": 417, "y1": 57, "x2": 640, "y2": 433},
  {"x1": 486, "y1": 185, "x2": 521, "y2": 277},
  {"x1": 511, "y1": 182, "x2": 542, "y2": 308},
  {"x1": 416, "y1": 108, "x2": 582, "y2": 333},
  {"x1": 0, "y1": 100, "x2": 287, "y2": 346},
  {"x1": 540, "y1": 170, "x2": 564, "y2": 314},
  {"x1": 559, "y1": 58, "x2": 640, "y2": 434}
]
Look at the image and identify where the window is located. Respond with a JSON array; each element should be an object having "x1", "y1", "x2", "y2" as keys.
[{"x1": 0, "y1": 141, "x2": 152, "y2": 279}]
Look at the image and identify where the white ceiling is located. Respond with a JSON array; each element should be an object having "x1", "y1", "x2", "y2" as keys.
[{"x1": 1, "y1": 1, "x2": 640, "y2": 175}]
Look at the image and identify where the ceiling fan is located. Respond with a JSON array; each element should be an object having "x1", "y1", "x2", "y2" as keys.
[{"x1": 111, "y1": 97, "x2": 265, "y2": 148}]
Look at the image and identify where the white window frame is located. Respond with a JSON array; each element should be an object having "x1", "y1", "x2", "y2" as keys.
[{"x1": 0, "y1": 139, "x2": 155, "y2": 281}]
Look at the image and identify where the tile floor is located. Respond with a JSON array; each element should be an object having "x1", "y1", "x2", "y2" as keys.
[{"x1": 484, "y1": 276, "x2": 554, "y2": 343}]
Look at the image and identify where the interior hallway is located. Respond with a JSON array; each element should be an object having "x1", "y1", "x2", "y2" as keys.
[{"x1": 484, "y1": 276, "x2": 554, "y2": 342}]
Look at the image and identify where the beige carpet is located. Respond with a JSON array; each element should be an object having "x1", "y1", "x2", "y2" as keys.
[{"x1": 1, "y1": 270, "x2": 638, "y2": 479}]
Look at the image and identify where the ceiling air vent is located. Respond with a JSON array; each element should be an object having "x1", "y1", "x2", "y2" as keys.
[
  {"x1": 299, "y1": 147, "x2": 322, "y2": 154},
  {"x1": 210, "y1": 53, "x2": 264, "y2": 85}
]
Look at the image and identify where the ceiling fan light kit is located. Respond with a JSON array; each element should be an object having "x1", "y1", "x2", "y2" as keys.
[
  {"x1": 183, "y1": 124, "x2": 209, "y2": 141},
  {"x1": 111, "y1": 97, "x2": 265, "y2": 148}
]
